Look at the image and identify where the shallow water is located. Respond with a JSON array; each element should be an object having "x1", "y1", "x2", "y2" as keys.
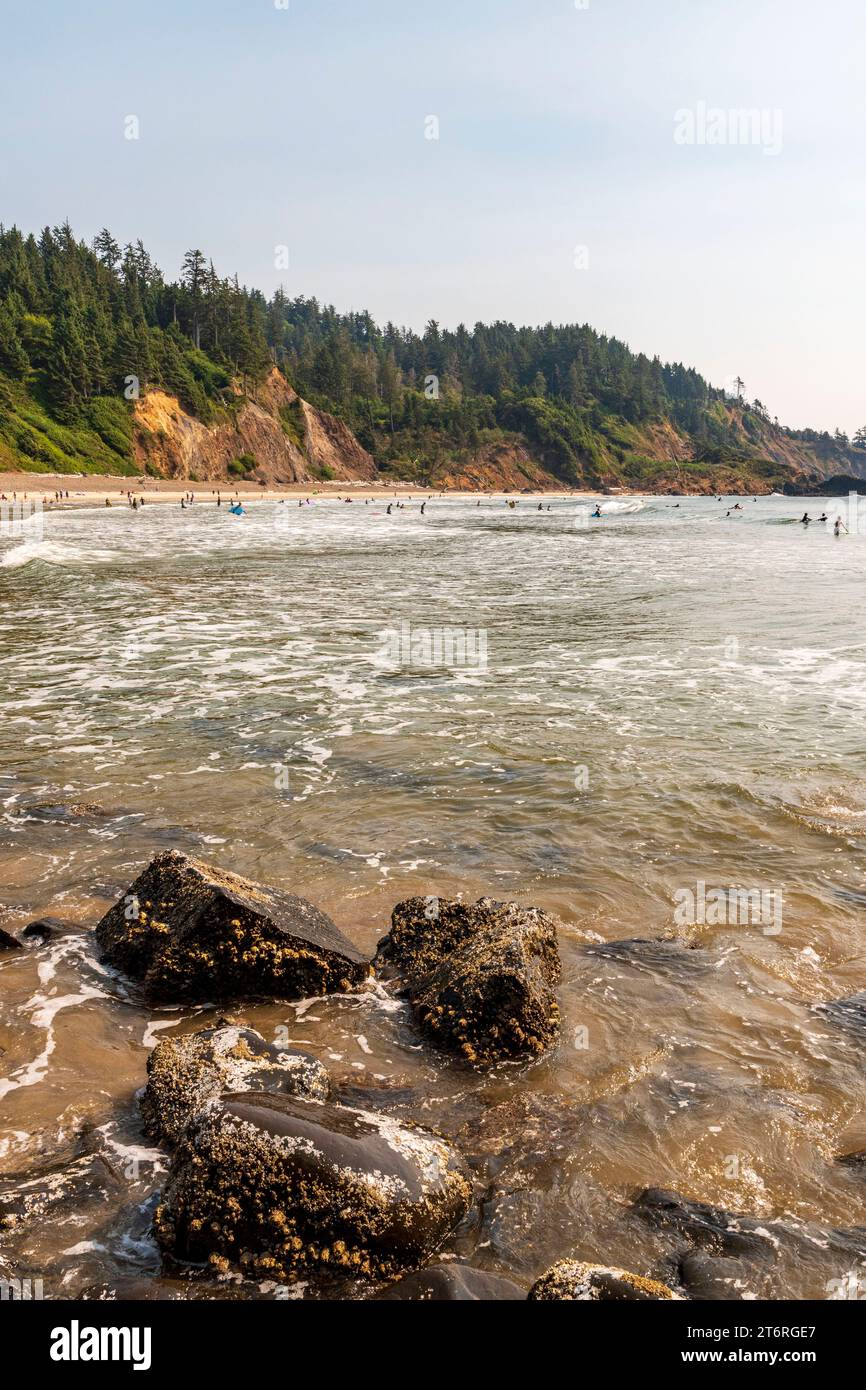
[{"x1": 1, "y1": 493, "x2": 865, "y2": 1299}]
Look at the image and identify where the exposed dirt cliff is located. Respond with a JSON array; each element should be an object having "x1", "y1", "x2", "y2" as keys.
[
  {"x1": 435, "y1": 441, "x2": 561, "y2": 491},
  {"x1": 133, "y1": 368, "x2": 376, "y2": 484}
]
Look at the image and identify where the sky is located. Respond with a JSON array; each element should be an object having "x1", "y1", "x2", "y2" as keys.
[{"x1": 1, "y1": 0, "x2": 864, "y2": 434}]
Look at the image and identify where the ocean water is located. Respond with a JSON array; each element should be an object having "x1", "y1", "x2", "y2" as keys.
[{"x1": 1, "y1": 493, "x2": 865, "y2": 1298}]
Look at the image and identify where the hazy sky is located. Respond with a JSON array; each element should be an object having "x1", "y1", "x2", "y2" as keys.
[{"x1": 2, "y1": 0, "x2": 863, "y2": 433}]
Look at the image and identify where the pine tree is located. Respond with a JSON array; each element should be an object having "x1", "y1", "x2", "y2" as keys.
[
  {"x1": 48, "y1": 296, "x2": 90, "y2": 419},
  {"x1": 93, "y1": 228, "x2": 122, "y2": 273},
  {"x1": 0, "y1": 300, "x2": 29, "y2": 377}
]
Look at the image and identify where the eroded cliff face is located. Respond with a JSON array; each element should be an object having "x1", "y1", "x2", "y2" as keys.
[
  {"x1": 126, "y1": 367, "x2": 841, "y2": 494},
  {"x1": 133, "y1": 368, "x2": 376, "y2": 484},
  {"x1": 436, "y1": 441, "x2": 561, "y2": 491}
]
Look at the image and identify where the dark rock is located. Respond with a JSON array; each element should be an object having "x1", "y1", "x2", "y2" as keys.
[
  {"x1": 141, "y1": 1023, "x2": 330, "y2": 1147},
  {"x1": 634, "y1": 1187, "x2": 783, "y2": 1260},
  {"x1": 0, "y1": 1153, "x2": 124, "y2": 1234},
  {"x1": 20, "y1": 917, "x2": 71, "y2": 944},
  {"x1": 26, "y1": 800, "x2": 115, "y2": 824},
  {"x1": 95, "y1": 850, "x2": 370, "y2": 1003},
  {"x1": 374, "y1": 1264, "x2": 525, "y2": 1300},
  {"x1": 676, "y1": 1249, "x2": 757, "y2": 1300},
  {"x1": 374, "y1": 896, "x2": 561, "y2": 1064},
  {"x1": 633, "y1": 1187, "x2": 866, "y2": 1301},
  {"x1": 584, "y1": 937, "x2": 707, "y2": 978},
  {"x1": 155, "y1": 1091, "x2": 472, "y2": 1282},
  {"x1": 837, "y1": 1151, "x2": 866, "y2": 1168},
  {"x1": 528, "y1": 1259, "x2": 680, "y2": 1301},
  {"x1": 815, "y1": 992, "x2": 866, "y2": 1037},
  {"x1": 0, "y1": 927, "x2": 22, "y2": 951}
]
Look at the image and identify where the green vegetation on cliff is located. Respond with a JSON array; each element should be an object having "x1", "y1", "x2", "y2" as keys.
[{"x1": 0, "y1": 221, "x2": 862, "y2": 486}]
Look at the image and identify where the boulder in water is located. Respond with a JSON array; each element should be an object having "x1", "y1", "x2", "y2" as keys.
[
  {"x1": 0, "y1": 927, "x2": 22, "y2": 951},
  {"x1": 584, "y1": 937, "x2": 708, "y2": 978},
  {"x1": 0, "y1": 1153, "x2": 124, "y2": 1235},
  {"x1": 374, "y1": 896, "x2": 561, "y2": 1065},
  {"x1": 529, "y1": 1259, "x2": 680, "y2": 1301},
  {"x1": 815, "y1": 992, "x2": 866, "y2": 1039},
  {"x1": 140, "y1": 1023, "x2": 331, "y2": 1147},
  {"x1": 155, "y1": 1091, "x2": 472, "y2": 1282},
  {"x1": 95, "y1": 851, "x2": 370, "y2": 1003},
  {"x1": 21, "y1": 917, "x2": 71, "y2": 944},
  {"x1": 632, "y1": 1187, "x2": 866, "y2": 1300}
]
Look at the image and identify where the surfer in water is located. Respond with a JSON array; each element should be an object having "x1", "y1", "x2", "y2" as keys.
[
  {"x1": 592, "y1": 506, "x2": 603, "y2": 518},
  {"x1": 834, "y1": 515, "x2": 848, "y2": 536},
  {"x1": 801, "y1": 512, "x2": 811, "y2": 525}
]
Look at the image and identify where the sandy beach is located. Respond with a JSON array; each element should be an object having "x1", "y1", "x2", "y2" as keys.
[{"x1": 0, "y1": 471, "x2": 593, "y2": 511}]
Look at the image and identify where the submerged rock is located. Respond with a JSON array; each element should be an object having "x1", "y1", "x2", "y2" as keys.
[
  {"x1": 20, "y1": 917, "x2": 70, "y2": 944},
  {"x1": 374, "y1": 896, "x2": 561, "y2": 1064},
  {"x1": 584, "y1": 937, "x2": 707, "y2": 978},
  {"x1": 815, "y1": 992, "x2": 866, "y2": 1038},
  {"x1": 155, "y1": 1092, "x2": 472, "y2": 1282},
  {"x1": 529, "y1": 1259, "x2": 680, "y2": 1301},
  {"x1": 374, "y1": 1264, "x2": 525, "y2": 1300},
  {"x1": 95, "y1": 850, "x2": 370, "y2": 1003},
  {"x1": 0, "y1": 1153, "x2": 124, "y2": 1234},
  {"x1": 632, "y1": 1187, "x2": 866, "y2": 1301},
  {"x1": 141, "y1": 1024, "x2": 331, "y2": 1147},
  {"x1": 0, "y1": 927, "x2": 22, "y2": 951}
]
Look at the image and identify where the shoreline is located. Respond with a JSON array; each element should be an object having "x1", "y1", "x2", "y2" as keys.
[{"x1": 0, "y1": 472, "x2": 603, "y2": 511}]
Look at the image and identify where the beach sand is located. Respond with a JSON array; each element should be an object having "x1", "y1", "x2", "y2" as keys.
[{"x1": 0, "y1": 472, "x2": 593, "y2": 511}]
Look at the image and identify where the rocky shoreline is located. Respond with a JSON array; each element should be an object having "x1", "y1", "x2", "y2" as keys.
[{"x1": 2, "y1": 850, "x2": 865, "y2": 1301}]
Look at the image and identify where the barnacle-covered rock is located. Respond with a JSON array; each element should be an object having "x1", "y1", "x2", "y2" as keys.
[
  {"x1": 374, "y1": 896, "x2": 561, "y2": 1065},
  {"x1": 95, "y1": 850, "x2": 369, "y2": 1002},
  {"x1": 140, "y1": 1024, "x2": 330, "y2": 1147},
  {"x1": 529, "y1": 1259, "x2": 680, "y2": 1301},
  {"x1": 154, "y1": 1092, "x2": 472, "y2": 1282}
]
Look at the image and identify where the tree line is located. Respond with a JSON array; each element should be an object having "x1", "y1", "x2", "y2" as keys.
[{"x1": 0, "y1": 222, "x2": 859, "y2": 484}]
